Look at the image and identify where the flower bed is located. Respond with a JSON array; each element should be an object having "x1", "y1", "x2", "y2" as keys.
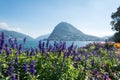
[{"x1": 0, "y1": 32, "x2": 120, "y2": 80}]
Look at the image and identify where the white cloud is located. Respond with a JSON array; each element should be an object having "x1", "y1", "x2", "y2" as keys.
[
  {"x1": 0, "y1": 22, "x2": 9, "y2": 29},
  {"x1": 0, "y1": 22, "x2": 21, "y2": 32}
]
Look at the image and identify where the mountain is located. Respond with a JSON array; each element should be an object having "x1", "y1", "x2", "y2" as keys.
[
  {"x1": 48, "y1": 22, "x2": 103, "y2": 41},
  {"x1": 102, "y1": 36, "x2": 112, "y2": 40},
  {"x1": 0, "y1": 28, "x2": 34, "y2": 41},
  {"x1": 36, "y1": 34, "x2": 50, "y2": 40}
]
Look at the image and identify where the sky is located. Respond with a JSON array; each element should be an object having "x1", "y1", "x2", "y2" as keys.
[{"x1": 0, "y1": 0, "x2": 120, "y2": 38}]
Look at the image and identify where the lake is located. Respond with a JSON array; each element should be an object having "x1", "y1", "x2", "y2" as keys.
[{"x1": 22, "y1": 41, "x2": 104, "y2": 48}]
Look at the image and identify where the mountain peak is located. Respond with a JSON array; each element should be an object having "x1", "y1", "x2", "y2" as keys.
[
  {"x1": 48, "y1": 22, "x2": 102, "y2": 41},
  {"x1": 57, "y1": 22, "x2": 71, "y2": 25},
  {"x1": 55, "y1": 22, "x2": 76, "y2": 29},
  {"x1": 54, "y1": 22, "x2": 83, "y2": 34}
]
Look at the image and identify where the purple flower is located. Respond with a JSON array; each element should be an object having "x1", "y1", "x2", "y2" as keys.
[
  {"x1": 62, "y1": 42, "x2": 66, "y2": 51},
  {"x1": 30, "y1": 60, "x2": 36, "y2": 68},
  {"x1": 11, "y1": 74, "x2": 16, "y2": 80},
  {"x1": 0, "y1": 50, "x2": 2, "y2": 54},
  {"x1": 8, "y1": 62, "x2": 15, "y2": 76},
  {"x1": 1, "y1": 62, "x2": 4, "y2": 65},
  {"x1": 46, "y1": 40, "x2": 49, "y2": 48},
  {"x1": 1, "y1": 32, "x2": 4, "y2": 40},
  {"x1": 30, "y1": 48, "x2": 35, "y2": 56},
  {"x1": 14, "y1": 38, "x2": 18, "y2": 48},
  {"x1": 14, "y1": 38, "x2": 17, "y2": 45},
  {"x1": 19, "y1": 44, "x2": 22, "y2": 51},
  {"x1": 66, "y1": 51, "x2": 71, "y2": 57},
  {"x1": 54, "y1": 41, "x2": 57, "y2": 46},
  {"x1": 48, "y1": 44, "x2": 52, "y2": 52},
  {"x1": 42, "y1": 48, "x2": 46, "y2": 54},
  {"x1": 16, "y1": 44, "x2": 22, "y2": 54},
  {"x1": 23, "y1": 37, "x2": 26, "y2": 44},
  {"x1": 14, "y1": 56, "x2": 18, "y2": 65},
  {"x1": 18, "y1": 50, "x2": 22, "y2": 54},
  {"x1": 118, "y1": 54, "x2": 120, "y2": 61},
  {"x1": 76, "y1": 57, "x2": 82, "y2": 62},
  {"x1": 16, "y1": 45, "x2": 19, "y2": 50},
  {"x1": 30, "y1": 69, "x2": 36, "y2": 75},
  {"x1": 25, "y1": 48, "x2": 30, "y2": 56},
  {"x1": 23, "y1": 63, "x2": 29, "y2": 72},
  {"x1": 0, "y1": 32, "x2": 4, "y2": 50},
  {"x1": 109, "y1": 52, "x2": 113, "y2": 59},
  {"x1": 29, "y1": 60, "x2": 36, "y2": 75},
  {"x1": 38, "y1": 40, "x2": 42, "y2": 50},
  {"x1": 5, "y1": 48, "x2": 10, "y2": 56},
  {"x1": 42, "y1": 42, "x2": 45, "y2": 48},
  {"x1": 89, "y1": 77, "x2": 93, "y2": 80},
  {"x1": 8, "y1": 38, "x2": 14, "y2": 49},
  {"x1": 68, "y1": 42, "x2": 74, "y2": 52},
  {"x1": 103, "y1": 73, "x2": 108, "y2": 80}
]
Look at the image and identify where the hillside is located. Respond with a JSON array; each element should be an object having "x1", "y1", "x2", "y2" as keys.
[
  {"x1": 0, "y1": 28, "x2": 34, "y2": 41},
  {"x1": 48, "y1": 22, "x2": 103, "y2": 41},
  {"x1": 36, "y1": 34, "x2": 50, "y2": 40}
]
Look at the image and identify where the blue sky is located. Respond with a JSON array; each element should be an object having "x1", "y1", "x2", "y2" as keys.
[{"x1": 0, "y1": 0, "x2": 120, "y2": 38}]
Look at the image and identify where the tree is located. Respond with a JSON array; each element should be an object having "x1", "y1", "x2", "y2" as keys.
[{"x1": 111, "y1": 6, "x2": 120, "y2": 42}]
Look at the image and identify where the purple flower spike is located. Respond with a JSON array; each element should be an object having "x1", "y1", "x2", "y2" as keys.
[
  {"x1": 42, "y1": 42, "x2": 45, "y2": 48},
  {"x1": 0, "y1": 32, "x2": 4, "y2": 50},
  {"x1": 0, "y1": 50, "x2": 2, "y2": 54},
  {"x1": 6, "y1": 48, "x2": 10, "y2": 56},
  {"x1": 1, "y1": 32, "x2": 4, "y2": 39},
  {"x1": 62, "y1": 42, "x2": 66, "y2": 51},
  {"x1": 19, "y1": 44, "x2": 22, "y2": 51},
  {"x1": 29, "y1": 60, "x2": 36, "y2": 75},
  {"x1": 76, "y1": 57, "x2": 82, "y2": 62},
  {"x1": 30, "y1": 60, "x2": 36, "y2": 67},
  {"x1": 48, "y1": 44, "x2": 52, "y2": 52},
  {"x1": 23, "y1": 37, "x2": 26, "y2": 44},
  {"x1": 103, "y1": 73, "x2": 107, "y2": 80},
  {"x1": 11, "y1": 74, "x2": 16, "y2": 80},
  {"x1": 29, "y1": 69, "x2": 36, "y2": 75},
  {"x1": 8, "y1": 38, "x2": 14, "y2": 49},
  {"x1": 15, "y1": 56, "x2": 18, "y2": 65},
  {"x1": 8, "y1": 62, "x2": 15, "y2": 76},
  {"x1": 1, "y1": 32, "x2": 4, "y2": 40},
  {"x1": 14, "y1": 38, "x2": 17, "y2": 44},
  {"x1": 118, "y1": 54, "x2": 120, "y2": 61},
  {"x1": 23, "y1": 63, "x2": 29, "y2": 72},
  {"x1": 30, "y1": 48, "x2": 35, "y2": 56},
  {"x1": 38, "y1": 40, "x2": 42, "y2": 50},
  {"x1": 46, "y1": 39, "x2": 49, "y2": 48},
  {"x1": 89, "y1": 77, "x2": 93, "y2": 80},
  {"x1": 25, "y1": 48, "x2": 30, "y2": 56}
]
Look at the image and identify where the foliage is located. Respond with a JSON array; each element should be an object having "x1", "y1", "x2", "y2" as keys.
[
  {"x1": 0, "y1": 32, "x2": 120, "y2": 80},
  {"x1": 111, "y1": 6, "x2": 120, "y2": 42},
  {"x1": 111, "y1": 6, "x2": 120, "y2": 31}
]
